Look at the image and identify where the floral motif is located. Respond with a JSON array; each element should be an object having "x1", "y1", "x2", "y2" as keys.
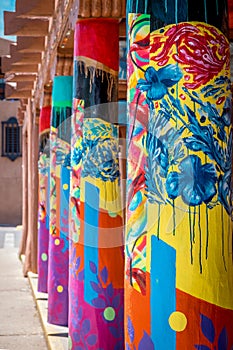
[
  {"x1": 142, "y1": 75, "x2": 231, "y2": 214},
  {"x1": 195, "y1": 313, "x2": 232, "y2": 350},
  {"x1": 166, "y1": 155, "x2": 217, "y2": 206},
  {"x1": 82, "y1": 138, "x2": 120, "y2": 182},
  {"x1": 137, "y1": 65, "x2": 183, "y2": 108},
  {"x1": 72, "y1": 140, "x2": 85, "y2": 167},
  {"x1": 151, "y1": 23, "x2": 229, "y2": 89},
  {"x1": 63, "y1": 152, "x2": 71, "y2": 168},
  {"x1": 81, "y1": 119, "x2": 120, "y2": 182},
  {"x1": 144, "y1": 109, "x2": 184, "y2": 205},
  {"x1": 69, "y1": 290, "x2": 97, "y2": 350},
  {"x1": 89, "y1": 261, "x2": 124, "y2": 345},
  {"x1": 69, "y1": 245, "x2": 84, "y2": 281},
  {"x1": 126, "y1": 316, "x2": 154, "y2": 350},
  {"x1": 141, "y1": 67, "x2": 231, "y2": 270}
]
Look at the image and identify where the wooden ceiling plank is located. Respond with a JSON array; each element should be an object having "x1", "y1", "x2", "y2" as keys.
[
  {"x1": 5, "y1": 89, "x2": 32, "y2": 99},
  {"x1": 17, "y1": 81, "x2": 35, "y2": 90},
  {"x1": 4, "y1": 11, "x2": 49, "y2": 36},
  {"x1": 8, "y1": 64, "x2": 39, "y2": 73},
  {"x1": 5, "y1": 74, "x2": 37, "y2": 82},
  {"x1": 17, "y1": 37, "x2": 45, "y2": 53},
  {"x1": 11, "y1": 52, "x2": 42, "y2": 65},
  {"x1": 16, "y1": 0, "x2": 55, "y2": 18}
]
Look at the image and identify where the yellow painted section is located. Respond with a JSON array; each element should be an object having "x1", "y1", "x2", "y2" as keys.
[
  {"x1": 80, "y1": 176, "x2": 122, "y2": 214},
  {"x1": 146, "y1": 202, "x2": 233, "y2": 309}
]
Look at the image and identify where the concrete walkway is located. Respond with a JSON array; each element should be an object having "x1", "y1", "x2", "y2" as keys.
[
  {"x1": 0, "y1": 226, "x2": 48, "y2": 350},
  {"x1": 28, "y1": 273, "x2": 68, "y2": 350}
]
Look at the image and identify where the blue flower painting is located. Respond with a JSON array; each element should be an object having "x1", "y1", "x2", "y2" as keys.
[
  {"x1": 141, "y1": 67, "x2": 232, "y2": 271},
  {"x1": 137, "y1": 65, "x2": 183, "y2": 108},
  {"x1": 166, "y1": 155, "x2": 218, "y2": 206},
  {"x1": 195, "y1": 313, "x2": 232, "y2": 350}
]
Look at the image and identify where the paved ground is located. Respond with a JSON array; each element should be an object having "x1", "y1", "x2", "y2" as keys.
[
  {"x1": 28, "y1": 275, "x2": 68, "y2": 350},
  {"x1": 0, "y1": 226, "x2": 48, "y2": 350}
]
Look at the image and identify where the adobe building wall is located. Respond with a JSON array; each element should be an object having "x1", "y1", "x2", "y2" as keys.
[{"x1": 0, "y1": 99, "x2": 22, "y2": 226}]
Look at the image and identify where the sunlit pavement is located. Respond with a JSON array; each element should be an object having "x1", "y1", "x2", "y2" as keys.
[
  {"x1": 28, "y1": 273, "x2": 68, "y2": 350},
  {"x1": 0, "y1": 226, "x2": 48, "y2": 350}
]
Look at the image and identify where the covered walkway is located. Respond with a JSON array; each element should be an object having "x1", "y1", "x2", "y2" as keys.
[
  {"x1": 0, "y1": 1, "x2": 233, "y2": 349},
  {"x1": 0, "y1": 226, "x2": 47, "y2": 349}
]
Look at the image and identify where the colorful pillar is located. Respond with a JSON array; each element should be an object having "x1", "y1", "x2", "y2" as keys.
[
  {"x1": 38, "y1": 105, "x2": 51, "y2": 293},
  {"x1": 48, "y1": 75, "x2": 73, "y2": 326},
  {"x1": 125, "y1": 1, "x2": 233, "y2": 349},
  {"x1": 69, "y1": 19, "x2": 124, "y2": 349}
]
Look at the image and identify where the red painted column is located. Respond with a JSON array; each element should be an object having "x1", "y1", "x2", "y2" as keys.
[
  {"x1": 69, "y1": 19, "x2": 124, "y2": 349},
  {"x1": 38, "y1": 105, "x2": 51, "y2": 292}
]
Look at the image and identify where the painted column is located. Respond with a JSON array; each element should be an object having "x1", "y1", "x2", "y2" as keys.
[
  {"x1": 48, "y1": 75, "x2": 73, "y2": 326},
  {"x1": 125, "y1": 1, "x2": 233, "y2": 349},
  {"x1": 38, "y1": 105, "x2": 51, "y2": 293},
  {"x1": 69, "y1": 19, "x2": 124, "y2": 350}
]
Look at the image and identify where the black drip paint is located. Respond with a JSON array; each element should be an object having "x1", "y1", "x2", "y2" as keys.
[
  {"x1": 173, "y1": 200, "x2": 176, "y2": 236},
  {"x1": 193, "y1": 206, "x2": 196, "y2": 243},
  {"x1": 198, "y1": 205, "x2": 202, "y2": 274},
  {"x1": 189, "y1": 206, "x2": 193, "y2": 264},
  {"x1": 205, "y1": 205, "x2": 209, "y2": 260}
]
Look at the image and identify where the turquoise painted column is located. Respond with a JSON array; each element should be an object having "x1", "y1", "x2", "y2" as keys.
[{"x1": 48, "y1": 75, "x2": 73, "y2": 326}]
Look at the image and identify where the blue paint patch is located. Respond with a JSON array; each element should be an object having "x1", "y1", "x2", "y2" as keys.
[
  {"x1": 84, "y1": 182, "x2": 99, "y2": 305},
  {"x1": 151, "y1": 236, "x2": 176, "y2": 349},
  {"x1": 60, "y1": 165, "x2": 70, "y2": 253}
]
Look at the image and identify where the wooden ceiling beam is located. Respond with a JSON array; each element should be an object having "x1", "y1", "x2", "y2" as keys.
[
  {"x1": 17, "y1": 81, "x2": 35, "y2": 91},
  {"x1": 4, "y1": 11, "x2": 49, "y2": 36},
  {"x1": 11, "y1": 52, "x2": 42, "y2": 65},
  {"x1": 13, "y1": 65, "x2": 39, "y2": 73},
  {"x1": 5, "y1": 84, "x2": 32, "y2": 99},
  {"x1": 17, "y1": 37, "x2": 45, "y2": 53},
  {"x1": 8, "y1": 64, "x2": 39, "y2": 74},
  {"x1": 2, "y1": 56, "x2": 39, "y2": 74},
  {"x1": 16, "y1": 0, "x2": 55, "y2": 18},
  {"x1": 33, "y1": 0, "x2": 76, "y2": 104},
  {"x1": 9, "y1": 44, "x2": 42, "y2": 64},
  {"x1": 6, "y1": 90, "x2": 32, "y2": 99},
  {"x1": 5, "y1": 74, "x2": 37, "y2": 82}
]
